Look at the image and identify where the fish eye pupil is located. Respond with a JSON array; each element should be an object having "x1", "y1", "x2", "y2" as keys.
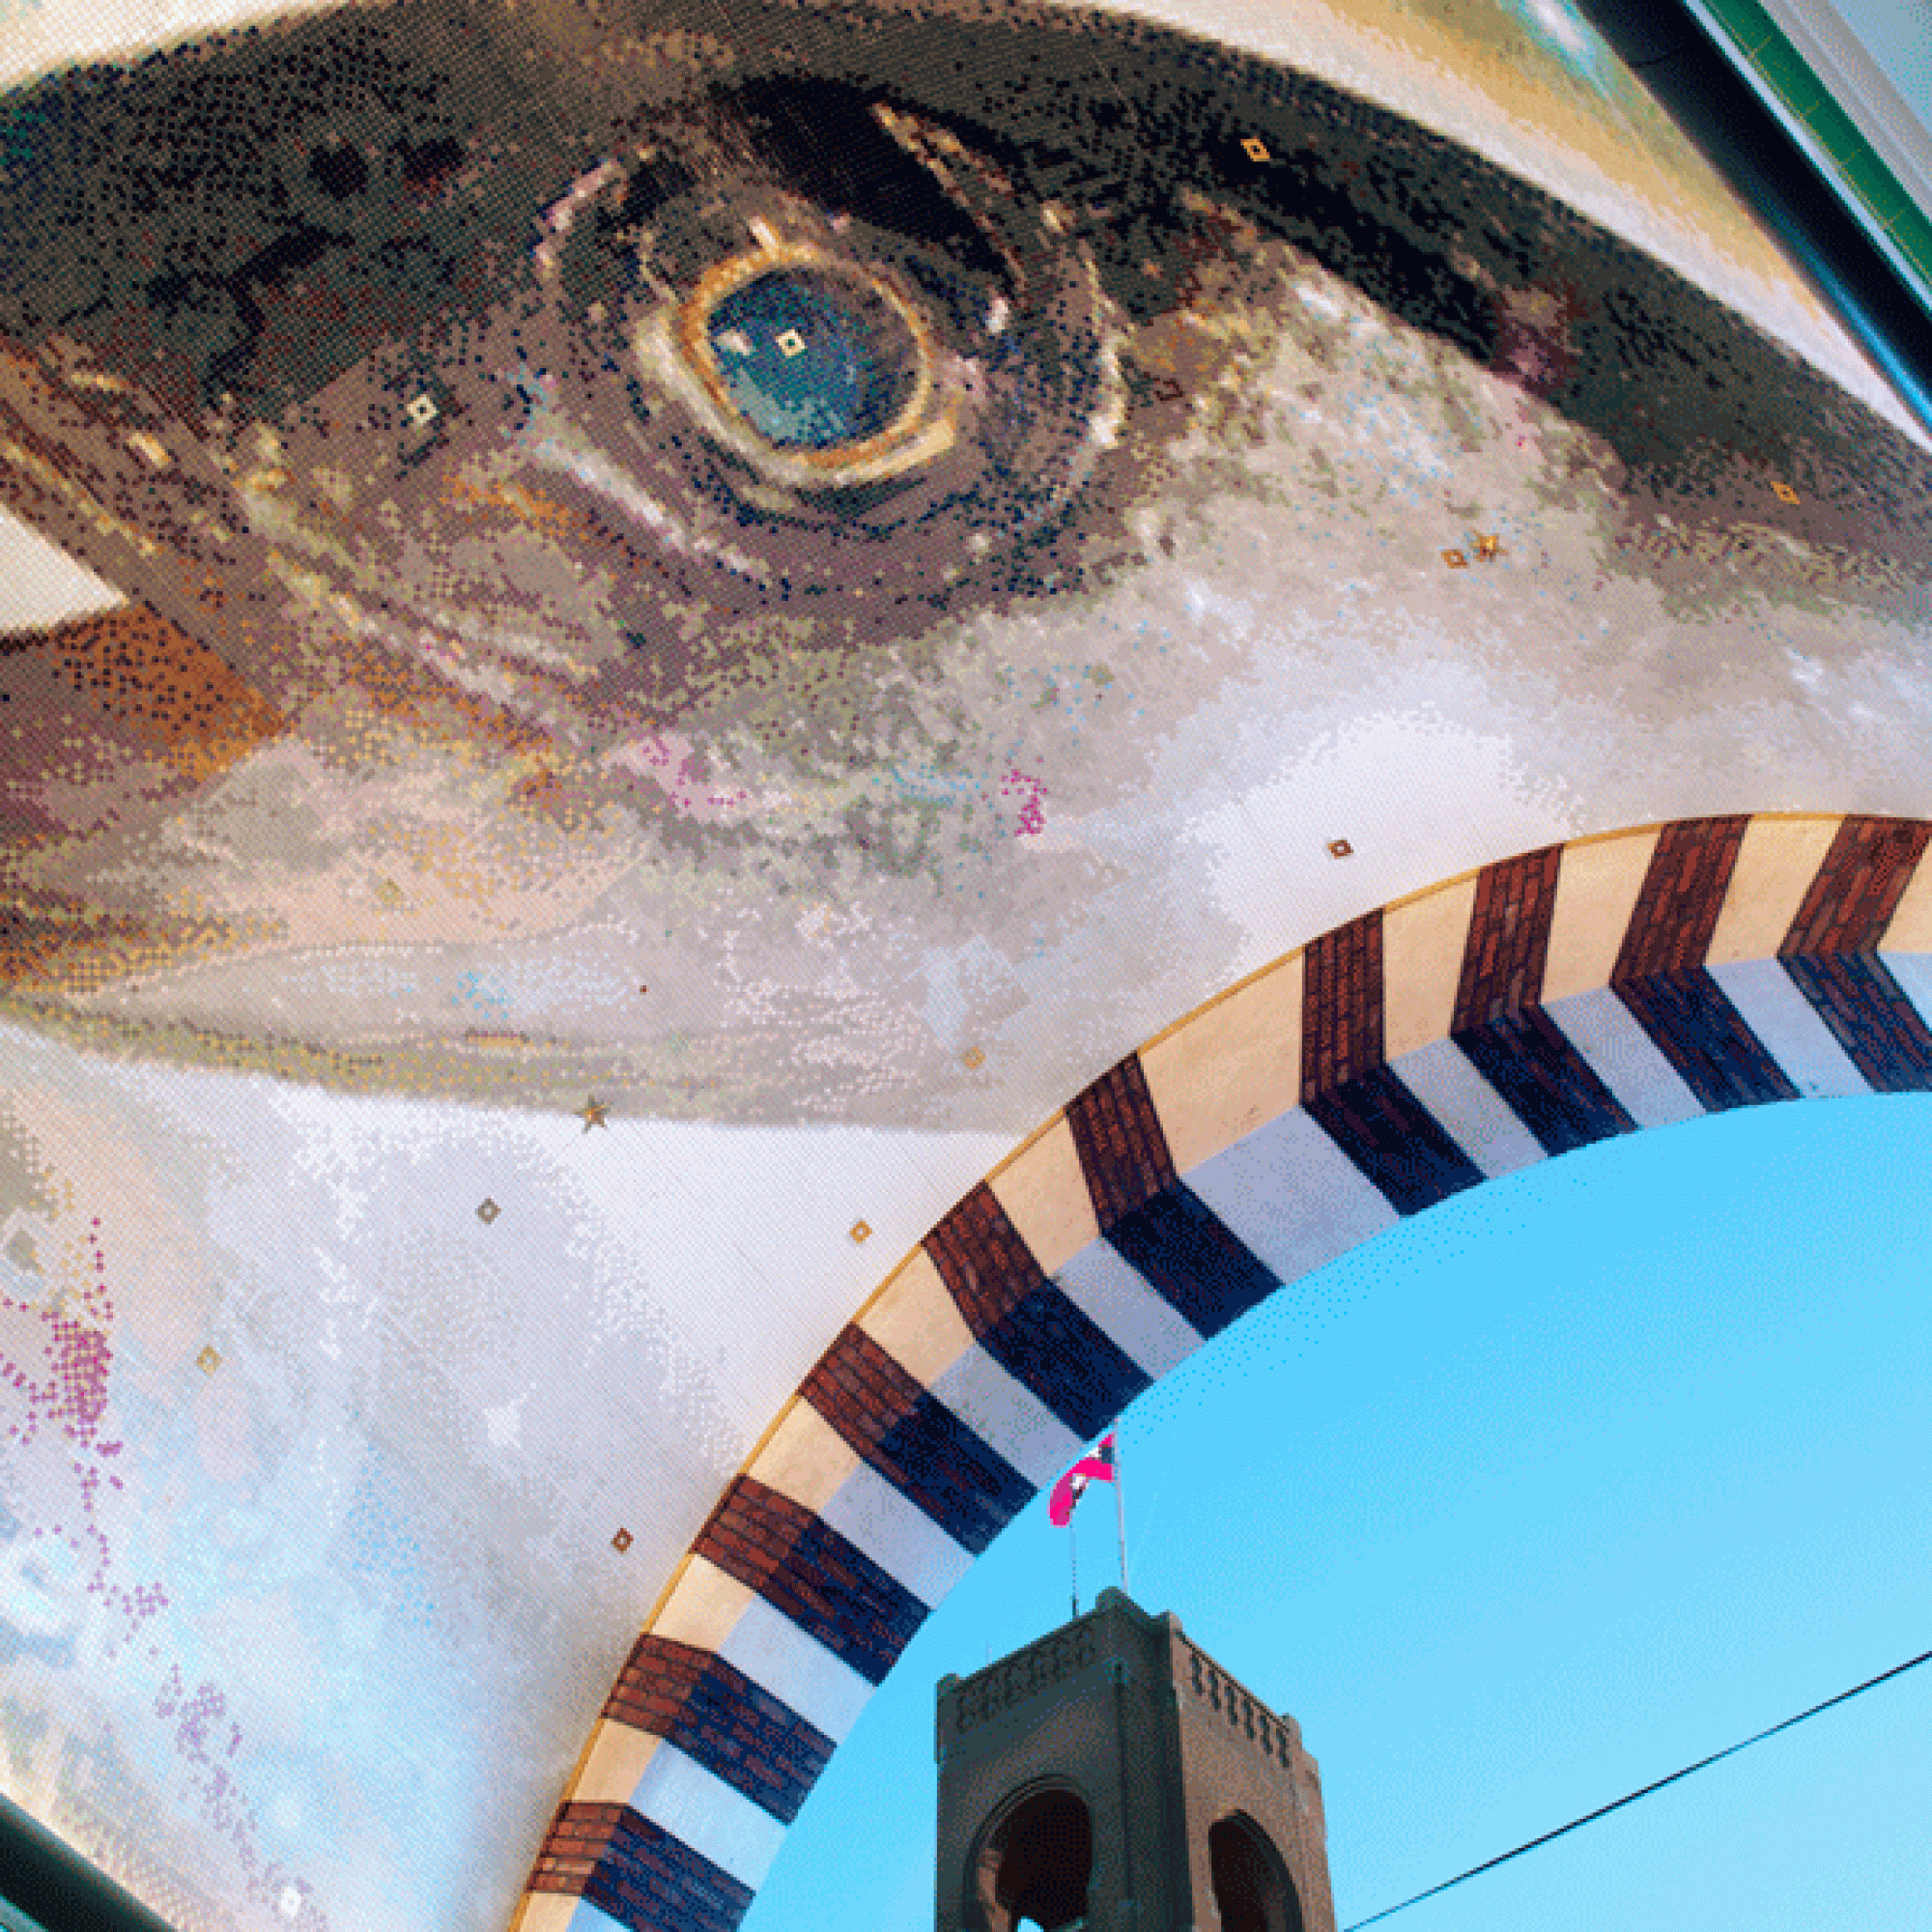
[{"x1": 702, "y1": 268, "x2": 921, "y2": 451}]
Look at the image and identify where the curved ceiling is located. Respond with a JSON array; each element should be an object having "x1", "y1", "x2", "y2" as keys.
[{"x1": 0, "y1": 1, "x2": 1930, "y2": 1929}]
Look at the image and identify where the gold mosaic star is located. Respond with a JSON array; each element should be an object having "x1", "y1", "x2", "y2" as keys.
[{"x1": 579, "y1": 1095, "x2": 611, "y2": 1133}]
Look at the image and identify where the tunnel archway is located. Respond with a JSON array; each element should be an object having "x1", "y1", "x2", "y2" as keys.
[{"x1": 519, "y1": 810, "x2": 1932, "y2": 1929}]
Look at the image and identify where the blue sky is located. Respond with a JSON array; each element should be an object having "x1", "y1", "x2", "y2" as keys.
[
  {"x1": 742, "y1": 1091, "x2": 1932, "y2": 1932},
  {"x1": 1829, "y1": 0, "x2": 1932, "y2": 113}
]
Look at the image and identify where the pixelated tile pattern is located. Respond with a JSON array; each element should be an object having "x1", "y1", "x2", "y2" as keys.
[
  {"x1": 690, "y1": 1477, "x2": 926, "y2": 1688},
  {"x1": 1304, "y1": 1065, "x2": 1488, "y2": 1214},
  {"x1": 1454, "y1": 1008, "x2": 1634, "y2": 1156},
  {"x1": 1780, "y1": 816, "x2": 1932, "y2": 1090},
  {"x1": 1447, "y1": 846, "x2": 1634, "y2": 1154},
  {"x1": 528, "y1": 1803, "x2": 751, "y2": 1932},
  {"x1": 1064, "y1": 1054, "x2": 1179, "y2": 1230},
  {"x1": 1613, "y1": 816, "x2": 1753, "y2": 981},
  {"x1": 1777, "y1": 951, "x2": 1932, "y2": 1092},
  {"x1": 40, "y1": 604, "x2": 284, "y2": 775},
  {"x1": 602, "y1": 1636, "x2": 832, "y2": 1827},
  {"x1": 1101, "y1": 1181, "x2": 1279, "y2": 1341},
  {"x1": 800, "y1": 1324, "x2": 1033, "y2": 1556},
  {"x1": 1301, "y1": 912, "x2": 1384, "y2": 1099},
  {"x1": 1065, "y1": 1049, "x2": 1277, "y2": 1337},
  {"x1": 1781, "y1": 814, "x2": 1931, "y2": 954},
  {"x1": 925, "y1": 1184, "x2": 1151, "y2": 1439},
  {"x1": 1454, "y1": 846, "x2": 1562, "y2": 1027},
  {"x1": 1607, "y1": 817, "x2": 1797, "y2": 1111},
  {"x1": 1611, "y1": 967, "x2": 1799, "y2": 1112}
]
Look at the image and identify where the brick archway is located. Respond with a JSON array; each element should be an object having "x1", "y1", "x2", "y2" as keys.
[{"x1": 518, "y1": 811, "x2": 1932, "y2": 1932}]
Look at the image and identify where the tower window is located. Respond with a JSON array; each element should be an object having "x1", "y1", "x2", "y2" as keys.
[
  {"x1": 1209, "y1": 1814, "x2": 1302, "y2": 1932},
  {"x1": 974, "y1": 1787, "x2": 1093, "y2": 1932}
]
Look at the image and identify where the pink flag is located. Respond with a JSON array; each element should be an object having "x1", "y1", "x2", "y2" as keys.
[{"x1": 1048, "y1": 1432, "x2": 1117, "y2": 1527}]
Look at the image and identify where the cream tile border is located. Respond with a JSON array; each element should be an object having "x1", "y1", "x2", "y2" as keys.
[
  {"x1": 748, "y1": 1399, "x2": 863, "y2": 1516},
  {"x1": 1543, "y1": 827, "x2": 1661, "y2": 1002},
  {"x1": 1382, "y1": 874, "x2": 1479, "y2": 1058},
  {"x1": 575, "y1": 1719, "x2": 664, "y2": 1804},
  {"x1": 1709, "y1": 815, "x2": 1844, "y2": 963},
  {"x1": 986, "y1": 1116, "x2": 1097, "y2": 1276},
  {"x1": 856, "y1": 1248, "x2": 977, "y2": 1385},
  {"x1": 1139, "y1": 952, "x2": 1303, "y2": 1177},
  {"x1": 511, "y1": 1893, "x2": 585, "y2": 1932},
  {"x1": 648, "y1": 1553, "x2": 755, "y2": 1652}
]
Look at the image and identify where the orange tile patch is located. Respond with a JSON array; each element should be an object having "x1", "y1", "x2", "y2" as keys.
[{"x1": 42, "y1": 604, "x2": 284, "y2": 781}]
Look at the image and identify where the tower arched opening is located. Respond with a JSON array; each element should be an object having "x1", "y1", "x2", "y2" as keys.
[
  {"x1": 972, "y1": 1785, "x2": 1093, "y2": 1932},
  {"x1": 1210, "y1": 1812, "x2": 1304, "y2": 1932}
]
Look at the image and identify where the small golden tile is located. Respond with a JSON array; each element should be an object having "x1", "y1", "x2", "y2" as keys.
[
  {"x1": 611, "y1": 1528, "x2": 634, "y2": 1553},
  {"x1": 404, "y1": 393, "x2": 439, "y2": 427},
  {"x1": 1475, "y1": 532, "x2": 1502, "y2": 560},
  {"x1": 579, "y1": 1096, "x2": 611, "y2": 1133},
  {"x1": 1772, "y1": 480, "x2": 1800, "y2": 504},
  {"x1": 850, "y1": 1219, "x2": 872, "y2": 1244},
  {"x1": 477, "y1": 1199, "x2": 500, "y2": 1224},
  {"x1": 961, "y1": 1047, "x2": 985, "y2": 1069},
  {"x1": 1327, "y1": 838, "x2": 1353, "y2": 859},
  {"x1": 197, "y1": 1345, "x2": 221, "y2": 1375},
  {"x1": 1442, "y1": 549, "x2": 1468, "y2": 569},
  {"x1": 1241, "y1": 135, "x2": 1271, "y2": 162}
]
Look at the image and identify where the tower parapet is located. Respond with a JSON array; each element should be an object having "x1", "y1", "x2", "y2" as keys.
[{"x1": 934, "y1": 1587, "x2": 1335, "y2": 1932}]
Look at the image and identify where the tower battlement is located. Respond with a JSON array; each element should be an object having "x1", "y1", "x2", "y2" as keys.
[{"x1": 934, "y1": 1588, "x2": 1336, "y2": 1932}]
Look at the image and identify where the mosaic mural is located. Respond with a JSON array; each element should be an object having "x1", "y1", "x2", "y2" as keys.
[
  {"x1": 0, "y1": 0, "x2": 1925, "y2": 1125},
  {"x1": 0, "y1": 0, "x2": 1928, "y2": 1925}
]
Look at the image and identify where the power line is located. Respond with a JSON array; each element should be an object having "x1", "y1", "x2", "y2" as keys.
[{"x1": 1343, "y1": 1643, "x2": 1932, "y2": 1931}]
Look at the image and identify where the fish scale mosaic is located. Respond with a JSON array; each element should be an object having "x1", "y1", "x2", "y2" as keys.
[{"x1": 0, "y1": 0, "x2": 1930, "y2": 1924}]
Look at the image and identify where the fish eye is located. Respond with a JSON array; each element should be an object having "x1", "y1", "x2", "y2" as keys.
[
  {"x1": 503, "y1": 78, "x2": 1128, "y2": 687},
  {"x1": 695, "y1": 259, "x2": 926, "y2": 455}
]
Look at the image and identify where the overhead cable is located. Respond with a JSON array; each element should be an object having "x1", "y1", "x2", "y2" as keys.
[{"x1": 1344, "y1": 1642, "x2": 1932, "y2": 1930}]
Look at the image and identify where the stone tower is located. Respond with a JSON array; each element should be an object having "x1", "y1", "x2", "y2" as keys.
[{"x1": 934, "y1": 1588, "x2": 1337, "y2": 1932}]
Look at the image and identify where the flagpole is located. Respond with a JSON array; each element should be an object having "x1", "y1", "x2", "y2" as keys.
[
  {"x1": 1114, "y1": 1428, "x2": 1129, "y2": 1597},
  {"x1": 1069, "y1": 1513, "x2": 1079, "y2": 1622}
]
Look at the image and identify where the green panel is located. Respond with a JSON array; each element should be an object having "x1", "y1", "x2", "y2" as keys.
[{"x1": 1694, "y1": 0, "x2": 1932, "y2": 300}]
